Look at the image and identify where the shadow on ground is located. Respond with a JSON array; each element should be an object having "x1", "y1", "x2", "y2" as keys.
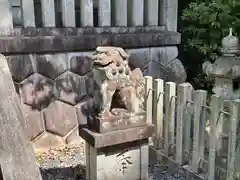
[{"x1": 40, "y1": 165, "x2": 86, "y2": 180}]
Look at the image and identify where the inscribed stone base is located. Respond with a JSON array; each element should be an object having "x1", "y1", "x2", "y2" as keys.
[{"x1": 85, "y1": 139, "x2": 149, "y2": 180}]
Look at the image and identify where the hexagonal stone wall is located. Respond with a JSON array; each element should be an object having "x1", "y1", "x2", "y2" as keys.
[
  {"x1": 20, "y1": 73, "x2": 55, "y2": 110},
  {"x1": 55, "y1": 71, "x2": 87, "y2": 105},
  {"x1": 6, "y1": 47, "x2": 186, "y2": 149},
  {"x1": 43, "y1": 101, "x2": 78, "y2": 136}
]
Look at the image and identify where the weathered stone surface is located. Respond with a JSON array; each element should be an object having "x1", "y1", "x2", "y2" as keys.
[
  {"x1": 75, "y1": 97, "x2": 94, "y2": 128},
  {"x1": 91, "y1": 47, "x2": 145, "y2": 123},
  {"x1": 147, "y1": 59, "x2": 187, "y2": 83},
  {"x1": 12, "y1": 26, "x2": 166, "y2": 36},
  {"x1": 35, "y1": 54, "x2": 68, "y2": 79},
  {"x1": 0, "y1": 54, "x2": 42, "y2": 180},
  {"x1": 20, "y1": 73, "x2": 55, "y2": 110},
  {"x1": 43, "y1": 101, "x2": 78, "y2": 136},
  {"x1": 12, "y1": 6, "x2": 22, "y2": 26},
  {"x1": 69, "y1": 53, "x2": 93, "y2": 76},
  {"x1": 86, "y1": 139, "x2": 148, "y2": 180},
  {"x1": 164, "y1": 59, "x2": 187, "y2": 83},
  {"x1": 146, "y1": 47, "x2": 186, "y2": 83},
  {"x1": 0, "y1": 0, "x2": 13, "y2": 36},
  {"x1": 0, "y1": 31, "x2": 181, "y2": 53},
  {"x1": 64, "y1": 126, "x2": 84, "y2": 145},
  {"x1": 150, "y1": 47, "x2": 178, "y2": 65},
  {"x1": 126, "y1": 48, "x2": 150, "y2": 70},
  {"x1": 6, "y1": 55, "x2": 34, "y2": 82},
  {"x1": 21, "y1": 104, "x2": 45, "y2": 141},
  {"x1": 32, "y1": 131, "x2": 65, "y2": 149},
  {"x1": 85, "y1": 71, "x2": 94, "y2": 96},
  {"x1": 80, "y1": 123, "x2": 154, "y2": 148},
  {"x1": 55, "y1": 71, "x2": 87, "y2": 105}
]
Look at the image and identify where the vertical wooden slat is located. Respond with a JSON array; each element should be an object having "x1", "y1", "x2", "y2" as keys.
[
  {"x1": 41, "y1": 0, "x2": 56, "y2": 27},
  {"x1": 61, "y1": 0, "x2": 75, "y2": 27},
  {"x1": 21, "y1": 0, "x2": 36, "y2": 27},
  {"x1": 199, "y1": 92, "x2": 207, "y2": 163},
  {"x1": 145, "y1": 0, "x2": 159, "y2": 25},
  {"x1": 164, "y1": 82, "x2": 176, "y2": 155},
  {"x1": 226, "y1": 99, "x2": 239, "y2": 180},
  {"x1": 145, "y1": 76, "x2": 153, "y2": 124},
  {"x1": 98, "y1": 0, "x2": 111, "y2": 26},
  {"x1": 159, "y1": 0, "x2": 178, "y2": 31},
  {"x1": 183, "y1": 84, "x2": 193, "y2": 154},
  {"x1": 176, "y1": 83, "x2": 192, "y2": 165},
  {"x1": 129, "y1": 0, "x2": 144, "y2": 26},
  {"x1": 113, "y1": 0, "x2": 127, "y2": 26},
  {"x1": 208, "y1": 95, "x2": 221, "y2": 180},
  {"x1": 80, "y1": 0, "x2": 93, "y2": 27},
  {"x1": 145, "y1": 76, "x2": 153, "y2": 146},
  {"x1": 153, "y1": 78, "x2": 164, "y2": 148},
  {"x1": 0, "y1": 0, "x2": 13, "y2": 35},
  {"x1": 191, "y1": 90, "x2": 207, "y2": 173}
]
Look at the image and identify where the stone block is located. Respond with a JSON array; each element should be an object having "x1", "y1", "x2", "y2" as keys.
[
  {"x1": 6, "y1": 55, "x2": 34, "y2": 82},
  {"x1": 55, "y1": 71, "x2": 87, "y2": 105},
  {"x1": 126, "y1": 48, "x2": 150, "y2": 70},
  {"x1": 35, "y1": 53, "x2": 68, "y2": 79},
  {"x1": 85, "y1": 139, "x2": 149, "y2": 180},
  {"x1": 150, "y1": 46, "x2": 179, "y2": 66},
  {"x1": 80, "y1": 124, "x2": 154, "y2": 148},
  {"x1": 0, "y1": 31, "x2": 181, "y2": 54},
  {"x1": 43, "y1": 101, "x2": 78, "y2": 137},
  {"x1": 64, "y1": 126, "x2": 84, "y2": 145},
  {"x1": 32, "y1": 131, "x2": 65, "y2": 149},
  {"x1": 21, "y1": 104, "x2": 45, "y2": 141},
  {"x1": 164, "y1": 59, "x2": 187, "y2": 83},
  {"x1": 75, "y1": 97, "x2": 94, "y2": 128},
  {"x1": 85, "y1": 71, "x2": 94, "y2": 96},
  {"x1": 0, "y1": 0, "x2": 13, "y2": 36},
  {"x1": 146, "y1": 47, "x2": 186, "y2": 83},
  {"x1": 0, "y1": 54, "x2": 42, "y2": 180},
  {"x1": 89, "y1": 112, "x2": 146, "y2": 133},
  {"x1": 19, "y1": 73, "x2": 55, "y2": 110},
  {"x1": 69, "y1": 53, "x2": 93, "y2": 76}
]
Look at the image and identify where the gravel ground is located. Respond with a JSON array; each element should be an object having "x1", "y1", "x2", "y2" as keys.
[{"x1": 36, "y1": 142, "x2": 186, "y2": 180}]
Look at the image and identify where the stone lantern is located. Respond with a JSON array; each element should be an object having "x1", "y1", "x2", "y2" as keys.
[{"x1": 203, "y1": 28, "x2": 240, "y2": 100}]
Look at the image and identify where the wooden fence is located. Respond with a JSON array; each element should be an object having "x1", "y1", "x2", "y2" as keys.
[
  {"x1": 144, "y1": 76, "x2": 240, "y2": 180},
  {"x1": 0, "y1": 0, "x2": 178, "y2": 35}
]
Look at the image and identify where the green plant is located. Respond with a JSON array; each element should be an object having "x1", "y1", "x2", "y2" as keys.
[{"x1": 180, "y1": 0, "x2": 240, "y2": 89}]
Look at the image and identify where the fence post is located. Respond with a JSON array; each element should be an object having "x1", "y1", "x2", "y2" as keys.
[
  {"x1": 128, "y1": 0, "x2": 144, "y2": 26},
  {"x1": 164, "y1": 82, "x2": 176, "y2": 156},
  {"x1": 145, "y1": 76, "x2": 153, "y2": 146},
  {"x1": 145, "y1": 76, "x2": 153, "y2": 124},
  {"x1": 98, "y1": 0, "x2": 111, "y2": 26},
  {"x1": 112, "y1": 0, "x2": 127, "y2": 26},
  {"x1": 191, "y1": 90, "x2": 207, "y2": 173},
  {"x1": 41, "y1": 0, "x2": 56, "y2": 27},
  {"x1": 159, "y1": 0, "x2": 178, "y2": 31},
  {"x1": 176, "y1": 83, "x2": 192, "y2": 165},
  {"x1": 80, "y1": 0, "x2": 94, "y2": 27},
  {"x1": 145, "y1": 0, "x2": 159, "y2": 25},
  {"x1": 21, "y1": 0, "x2": 36, "y2": 27},
  {"x1": 226, "y1": 99, "x2": 240, "y2": 180},
  {"x1": 153, "y1": 78, "x2": 164, "y2": 149},
  {"x1": 208, "y1": 95, "x2": 222, "y2": 180},
  {"x1": 61, "y1": 0, "x2": 76, "y2": 27},
  {"x1": 0, "y1": 0, "x2": 13, "y2": 35}
]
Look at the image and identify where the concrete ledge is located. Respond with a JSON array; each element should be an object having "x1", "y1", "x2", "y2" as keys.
[
  {"x1": 11, "y1": 26, "x2": 167, "y2": 37},
  {"x1": 79, "y1": 123, "x2": 154, "y2": 148},
  {"x1": 0, "y1": 28, "x2": 181, "y2": 54}
]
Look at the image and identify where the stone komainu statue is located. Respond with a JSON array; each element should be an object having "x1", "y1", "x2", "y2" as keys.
[{"x1": 92, "y1": 46, "x2": 145, "y2": 118}]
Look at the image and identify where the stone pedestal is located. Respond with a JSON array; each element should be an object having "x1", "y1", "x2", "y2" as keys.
[{"x1": 80, "y1": 124, "x2": 154, "y2": 180}]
